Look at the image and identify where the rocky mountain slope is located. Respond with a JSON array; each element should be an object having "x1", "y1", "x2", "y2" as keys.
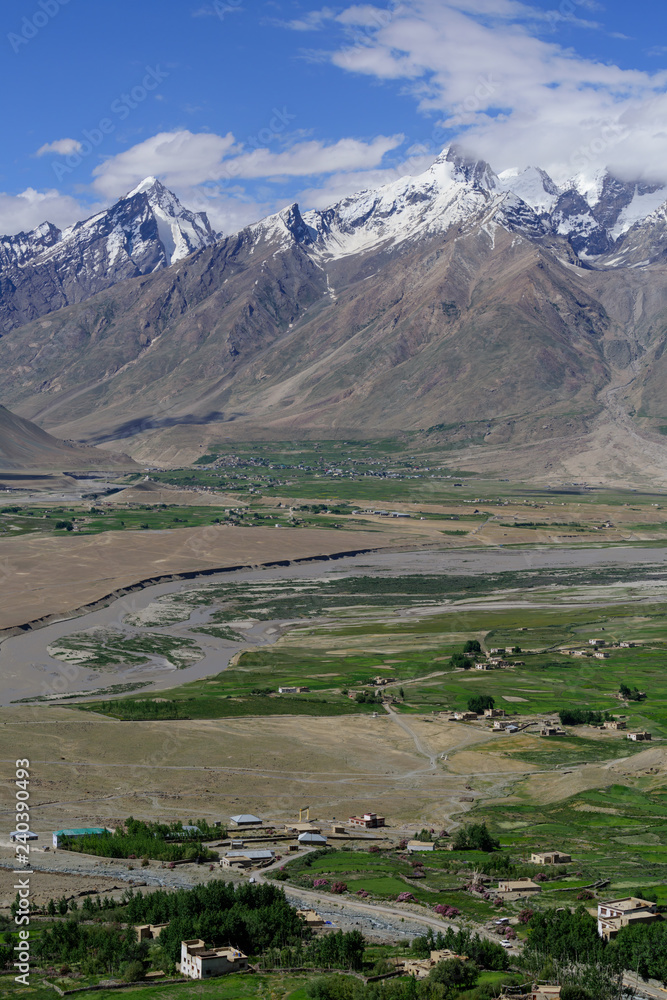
[
  {"x1": 1, "y1": 147, "x2": 667, "y2": 480},
  {"x1": 0, "y1": 405, "x2": 136, "y2": 470},
  {"x1": 0, "y1": 178, "x2": 217, "y2": 333}
]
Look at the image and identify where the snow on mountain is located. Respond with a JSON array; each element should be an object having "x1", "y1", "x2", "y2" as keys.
[
  {"x1": 0, "y1": 179, "x2": 220, "y2": 332},
  {"x1": 497, "y1": 166, "x2": 559, "y2": 216},
  {"x1": 610, "y1": 186, "x2": 667, "y2": 240},
  {"x1": 300, "y1": 148, "x2": 501, "y2": 261},
  {"x1": 246, "y1": 146, "x2": 667, "y2": 267}
]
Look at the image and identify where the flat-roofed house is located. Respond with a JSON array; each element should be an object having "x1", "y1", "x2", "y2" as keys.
[
  {"x1": 597, "y1": 898, "x2": 659, "y2": 940},
  {"x1": 407, "y1": 840, "x2": 435, "y2": 852},
  {"x1": 497, "y1": 878, "x2": 541, "y2": 894},
  {"x1": 598, "y1": 898, "x2": 659, "y2": 939},
  {"x1": 179, "y1": 940, "x2": 248, "y2": 979},
  {"x1": 349, "y1": 812, "x2": 385, "y2": 829},
  {"x1": 532, "y1": 986, "x2": 562, "y2": 1000},
  {"x1": 286, "y1": 821, "x2": 323, "y2": 834},
  {"x1": 531, "y1": 851, "x2": 572, "y2": 865},
  {"x1": 221, "y1": 849, "x2": 274, "y2": 869},
  {"x1": 297, "y1": 909, "x2": 335, "y2": 933},
  {"x1": 627, "y1": 731, "x2": 652, "y2": 741},
  {"x1": 136, "y1": 923, "x2": 169, "y2": 942},
  {"x1": 603, "y1": 720, "x2": 626, "y2": 730}
]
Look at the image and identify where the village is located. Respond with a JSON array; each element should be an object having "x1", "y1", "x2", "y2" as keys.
[{"x1": 10, "y1": 804, "x2": 662, "y2": 988}]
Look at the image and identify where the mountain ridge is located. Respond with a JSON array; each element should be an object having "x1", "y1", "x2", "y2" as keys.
[
  {"x1": 2, "y1": 146, "x2": 667, "y2": 482},
  {"x1": 0, "y1": 178, "x2": 218, "y2": 333}
]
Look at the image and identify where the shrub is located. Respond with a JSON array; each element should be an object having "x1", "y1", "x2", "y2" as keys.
[
  {"x1": 397, "y1": 892, "x2": 416, "y2": 902},
  {"x1": 122, "y1": 960, "x2": 144, "y2": 982},
  {"x1": 518, "y1": 908, "x2": 534, "y2": 924},
  {"x1": 330, "y1": 882, "x2": 347, "y2": 894}
]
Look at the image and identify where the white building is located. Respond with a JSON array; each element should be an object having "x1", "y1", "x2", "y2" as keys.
[
  {"x1": 597, "y1": 898, "x2": 658, "y2": 939},
  {"x1": 179, "y1": 940, "x2": 248, "y2": 979}
]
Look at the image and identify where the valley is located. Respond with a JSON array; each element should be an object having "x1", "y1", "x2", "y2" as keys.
[{"x1": 3, "y1": 155, "x2": 667, "y2": 999}]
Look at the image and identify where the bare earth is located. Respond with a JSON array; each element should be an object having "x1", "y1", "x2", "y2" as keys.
[{"x1": 0, "y1": 524, "x2": 411, "y2": 632}]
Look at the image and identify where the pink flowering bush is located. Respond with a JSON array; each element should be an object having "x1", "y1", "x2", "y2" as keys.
[
  {"x1": 505, "y1": 927, "x2": 517, "y2": 940},
  {"x1": 356, "y1": 889, "x2": 370, "y2": 898},
  {"x1": 313, "y1": 879, "x2": 329, "y2": 888},
  {"x1": 434, "y1": 904, "x2": 460, "y2": 918},
  {"x1": 330, "y1": 881, "x2": 348, "y2": 894},
  {"x1": 518, "y1": 908, "x2": 533, "y2": 924},
  {"x1": 397, "y1": 892, "x2": 416, "y2": 903}
]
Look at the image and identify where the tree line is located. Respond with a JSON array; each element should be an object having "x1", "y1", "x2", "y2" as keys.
[{"x1": 58, "y1": 816, "x2": 223, "y2": 862}]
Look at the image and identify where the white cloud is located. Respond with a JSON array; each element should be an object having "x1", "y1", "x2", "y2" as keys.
[
  {"x1": 0, "y1": 187, "x2": 95, "y2": 235},
  {"x1": 316, "y1": 0, "x2": 667, "y2": 184},
  {"x1": 91, "y1": 131, "x2": 239, "y2": 197},
  {"x1": 281, "y1": 7, "x2": 337, "y2": 31},
  {"x1": 91, "y1": 129, "x2": 404, "y2": 198},
  {"x1": 35, "y1": 138, "x2": 84, "y2": 157}
]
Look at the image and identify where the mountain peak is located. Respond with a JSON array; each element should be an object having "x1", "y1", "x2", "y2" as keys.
[{"x1": 126, "y1": 176, "x2": 163, "y2": 198}]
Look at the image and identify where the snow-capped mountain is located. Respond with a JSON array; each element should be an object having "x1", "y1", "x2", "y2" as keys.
[
  {"x1": 5, "y1": 144, "x2": 667, "y2": 477},
  {"x1": 260, "y1": 146, "x2": 667, "y2": 266},
  {"x1": 0, "y1": 178, "x2": 218, "y2": 333}
]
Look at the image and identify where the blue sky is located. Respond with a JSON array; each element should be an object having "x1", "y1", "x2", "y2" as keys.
[{"x1": 2, "y1": 0, "x2": 667, "y2": 235}]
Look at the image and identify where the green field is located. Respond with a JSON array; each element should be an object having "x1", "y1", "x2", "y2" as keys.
[
  {"x1": 0, "y1": 972, "x2": 314, "y2": 1000},
  {"x1": 76, "y1": 569, "x2": 667, "y2": 735}
]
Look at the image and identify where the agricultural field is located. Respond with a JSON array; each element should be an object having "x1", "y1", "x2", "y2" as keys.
[
  {"x1": 77, "y1": 568, "x2": 667, "y2": 737},
  {"x1": 0, "y1": 976, "x2": 313, "y2": 1000}
]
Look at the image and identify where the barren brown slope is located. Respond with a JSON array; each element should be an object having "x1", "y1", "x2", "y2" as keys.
[
  {"x1": 0, "y1": 524, "x2": 405, "y2": 633},
  {"x1": 2, "y1": 199, "x2": 667, "y2": 468},
  {"x1": 0, "y1": 218, "x2": 610, "y2": 441},
  {"x1": 0, "y1": 404, "x2": 136, "y2": 470}
]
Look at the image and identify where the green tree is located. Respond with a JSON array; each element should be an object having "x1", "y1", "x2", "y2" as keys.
[
  {"x1": 463, "y1": 640, "x2": 481, "y2": 653},
  {"x1": 451, "y1": 823, "x2": 499, "y2": 852},
  {"x1": 429, "y1": 958, "x2": 479, "y2": 990},
  {"x1": 468, "y1": 694, "x2": 494, "y2": 714}
]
